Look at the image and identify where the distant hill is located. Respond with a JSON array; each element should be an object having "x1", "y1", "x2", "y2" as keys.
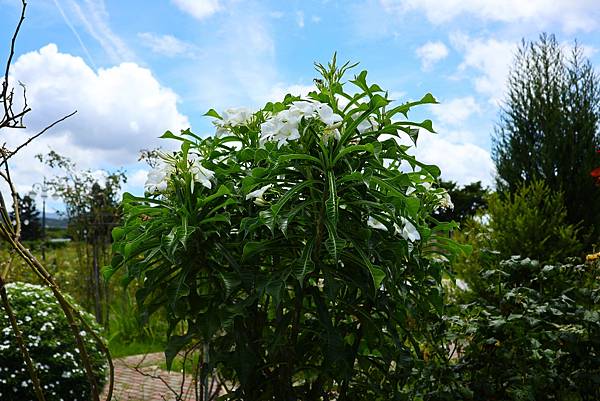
[{"x1": 44, "y1": 213, "x2": 68, "y2": 229}]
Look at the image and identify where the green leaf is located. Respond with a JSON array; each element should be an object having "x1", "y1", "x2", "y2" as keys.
[
  {"x1": 277, "y1": 153, "x2": 323, "y2": 168},
  {"x1": 204, "y1": 108, "x2": 222, "y2": 119},
  {"x1": 325, "y1": 172, "x2": 338, "y2": 227},
  {"x1": 333, "y1": 144, "x2": 375, "y2": 165},
  {"x1": 270, "y1": 180, "x2": 318, "y2": 219},
  {"x1": 352, "y1": 241, "x2": 386, "y2": 290},
  {"x1": 294, "y1": 239, "x2": 315, "y2": 283},
  {"x1": 165, "y1": 334, "x2": 194, "y2": 371}
]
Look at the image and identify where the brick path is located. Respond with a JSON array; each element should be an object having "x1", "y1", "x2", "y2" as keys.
[{"x1": 102, "y1": 353, "x2": 201, "y2": 401}]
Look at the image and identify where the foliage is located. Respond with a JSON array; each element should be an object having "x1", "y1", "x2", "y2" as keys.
[
  {"x1": 106, "y1": 290, "x2": 168, "y2": 354},
  {"x1": 9, "y1": 195, "x2": 42, "y2": 241},
  {"x1": 0, "y1": 282, "x2": 107, "y2": 401},
  {"x1": 452, "y1": 256, "x2": 600, "y2": 401},
  {"x1": 107, "y1": 57, "x2": 466, "y2": 400},
  {"x1": 488, "y1": 180, "x2": 582, "y2": 263},
  {"x1": 492, "y1": 33, "x2": 600, "y2": 243},
  {"x1": 433, "y1": 181, "x2": 488, "y2": 225},
  {"x1": 448, "y1": 217, "x2": 497, "y2": 294},
  {"x1": 37, "y1": 151, "x2": 126, "y2": 324}
]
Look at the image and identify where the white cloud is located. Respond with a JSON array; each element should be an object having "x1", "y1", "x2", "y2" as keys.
[
  {"x1": 451, "y1": 33, "x2": 517, "y2": 104},
  {"x1": 429, "y1": 96, "x2": 481, "y2": 126},
  {"x1": 414, "y1": 132, "x2": 495, "y2": 186},
  {"x1": 415, "y1": 41, "x2": 449, "y2": 70},
  {"x1": 6, "y1": 43, "x2": 188, "y2": 191},
  {"x1": 296, "y1": 10, "x2": 305, "y2": 28},
  {"x1": 182, "y1": 6, "x2": 281, "y2": 110},
  {"x1": 138, "y1": 32, "x2": 197, "y2": 58},
  {"x1": 68, "y1": 0, "x2": 134, "y2": 62},
  {"x1": 380, "y1": 0, "x2": 600, "y2": 32},
  {"x1": 172, "y1": 0, "x2": 222, "y2": 20}
]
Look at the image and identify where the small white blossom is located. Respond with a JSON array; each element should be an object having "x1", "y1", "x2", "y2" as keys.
[
  {"x1": 260, "y1": 110, "x2": 301, "y2": 147},
  {"x1": 316, "y1": 103, "x2": 342, "y2": 126},
  {"x1": 188, "y1": 155, "x2": 215, "y2": 190},
  {"x1": 437, "y1": 190, "x2": 454, "y2": 210},
  {"x1": 221, "y1": 107, "x2": 253, "y2": 126},
  {"x1": 356, "y1": 116, "x2": 377, "y2": 134},
  {"x1": 246, "y1": 184, "x2": 273, "y2": 205},
  {"x1": 144, "y1": 160, "x2": 174, "y2": 193},
  {"x1": 398, "y1": 217, "x2": 420, "y2": 242},
  {"x1": 367, "y1": 216, "x2": 387, "y2": 231}
]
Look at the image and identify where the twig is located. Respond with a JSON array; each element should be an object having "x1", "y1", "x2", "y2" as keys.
[
  {"x1": 1, "y1": 110, "x2": 77, "y2": 167},
  {"x1": 1, "y1": 0, "x2": 27, "y2": 127}
]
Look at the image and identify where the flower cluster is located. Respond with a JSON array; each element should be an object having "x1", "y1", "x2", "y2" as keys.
[
  {"x1": 213, "y1": 107, "x2": 253, "y2": 137},
  {"x1": 0, "y1": 282, "x2": 106, "y2": 401},
  {"x1": 145, "y1": 153, "x2": 214, "y2": 194},
  {"x1": 260, "y1": 101, "x2": 342, "y2": 146}
]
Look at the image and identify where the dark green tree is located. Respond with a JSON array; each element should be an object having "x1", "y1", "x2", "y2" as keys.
[
  {"x1": 492, "y1": 33, "x2": 600, "y2": 243},
  {"x1": 433, "y1": 180, "x2": 488, "y2": 224},
  {"x1": 10, "y1": 195, "x2": 42, "y2": 241}
]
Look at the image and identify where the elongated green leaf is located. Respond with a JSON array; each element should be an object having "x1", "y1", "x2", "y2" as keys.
[
  {"x1": 325, "y1": 172, "x2": 338, "y2": 226},
  {"x1": 270, "y1": 180, "x2": 318, "y2": 219},
  {"x1": 294, "y1": 239, "x2": 315, "y2": 283},
  {"x1": 277, "y1": 153, "x2": 323, "y2": 167},
  {"x1": 385, "y1": 93, "x2": 438, "y2": 118},
  {"x1": 333, "y1": 144, "x2": 374, "y2": 165},
  {"x1": 352, "y1": 240, "x2": 386, "y2": 290}
]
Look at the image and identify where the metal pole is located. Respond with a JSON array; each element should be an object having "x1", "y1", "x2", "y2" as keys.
[{"x1": 41, "y1": 198, "x2": 46, "y2": 261}]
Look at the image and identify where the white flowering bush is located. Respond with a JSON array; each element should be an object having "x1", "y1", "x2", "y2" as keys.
[
  {"x1": 0, "y1": 282, "x2": 107, "y2": 401},
  {"x1": 107, "y1": 57, "x2": 466, "y2": 400}
]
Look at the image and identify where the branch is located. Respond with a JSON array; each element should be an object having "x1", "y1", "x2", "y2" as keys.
[
  {"x1": 1, "y1": 110, "x2": 77, "y2": 167},
  {"x1": 1, "y1": 0, "x2": 27, "y2": 128}
]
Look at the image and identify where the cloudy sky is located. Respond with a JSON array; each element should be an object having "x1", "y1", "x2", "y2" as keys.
[{"x1": 1, "y1": 0, "x2": 599, "y2": 213}]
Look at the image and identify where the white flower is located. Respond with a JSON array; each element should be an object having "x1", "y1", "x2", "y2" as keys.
[
  {"x1": 316, "y1": 103, "x2": 342, "y2": 126},
  {"x1": 188, "y1": 154, "x2": 214, "y2": 189},
  {"x1": 322, "y1": 128, "x2": 341, "y2": 143},
  {"x1": 144, "y1": 160, "x2": 174, "y2": 193},
  {"x1": 213, "y1": 107, "x2": 253, "y2": 136},
  {"x1": 246, "y1": 184, "x2": 272, "y2": 205},
  {"x1": 367, "y1": 216, "x2": 388, "y2": 231},
  {"x1": 289, "y1": 101, "x2": 319, "y2": 116},
  {"x1": 260, "y1": 110, "x2": 301, "y2": 147},
  {"x1": 221, "y1": 107, "x2": 253, "y2": 126},
  {"x1": 437, "y1": 190, "x2": 454, "y2": 210},
  {"x1": 356, "y1": 116, "x2": 377, "y2": 134},
  {"x1": 398, "y1": 217, "x2": 420, "y2": 242}
]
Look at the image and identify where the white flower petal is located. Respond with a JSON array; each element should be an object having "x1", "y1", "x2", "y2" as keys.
[{"x1": 367, "y1": 216, "x2": 388, "y2": 231}]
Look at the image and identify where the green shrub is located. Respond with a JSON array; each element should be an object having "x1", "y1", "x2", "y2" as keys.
[
  {"x1": 0, "y1": 282, "x2": 107, "y2": 401},
  {"x1": 488, "y1": 180, "x2": 582, "y2": 263},
  {"x1": 453, "y1": 256, "x2": 600, "y2": 401}
]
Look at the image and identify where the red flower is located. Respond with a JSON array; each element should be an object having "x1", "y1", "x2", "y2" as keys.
[
  {"x1": 593, "y1": 150, "x2": 600, "y2": 185},
  {"x1": 593, "y1": 167, "x2": 600, "y2": 180}
]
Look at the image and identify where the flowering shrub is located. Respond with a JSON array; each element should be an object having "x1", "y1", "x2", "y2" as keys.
[
  {"x1": 107, "y1": 58, "x2": 465, "y2": 399},
  {"x1": 0, "y1": 282, "x2": 107, "y2": 401}
]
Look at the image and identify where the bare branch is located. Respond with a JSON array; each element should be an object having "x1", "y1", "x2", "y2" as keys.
[
  {"x1": 1, "y1": 0, "x2": 27, "y2": 128},
  {"x1": 1, "y1": 110, "x2": 77, "y2": 167}
]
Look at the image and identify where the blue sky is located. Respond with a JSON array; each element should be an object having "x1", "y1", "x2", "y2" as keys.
[{"x1": 1, "y1": 0, "x2": 600, "y2": 213}]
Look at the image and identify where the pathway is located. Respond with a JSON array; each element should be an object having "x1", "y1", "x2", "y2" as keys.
[{"x1": 102, "y1": 353, "x2": 218, "y2": 401}]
